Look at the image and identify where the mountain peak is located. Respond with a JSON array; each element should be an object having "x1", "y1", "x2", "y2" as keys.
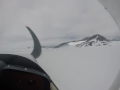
[
  {"x1": 43, "y1": 34, "x2": 111, "y2": 48},
  {"x1": 87, "y1": 34, "x2": 108, "y2": 41},
  {"x1": 76, "y1": 34, "x2": 110, "y2": 47}
]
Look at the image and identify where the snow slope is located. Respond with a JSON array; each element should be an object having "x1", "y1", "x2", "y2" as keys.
[
  {"x1": 37, "y1": 41, "x2": 120, "y2": 90},
  {"x1": 53, "y1": 34, "x2": 112, "y2": 48},
  {"x1": 68, "y1": 41, "x2": 85, "y2": 46}
]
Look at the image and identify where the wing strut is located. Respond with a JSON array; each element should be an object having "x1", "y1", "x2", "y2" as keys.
[{"x1": 26, "y1": 26, "x2": 41, "y2": 58}]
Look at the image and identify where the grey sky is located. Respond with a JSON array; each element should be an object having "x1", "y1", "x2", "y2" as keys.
[{"x1": 0, "y1": 0, "x2": 120, "y2": 45}]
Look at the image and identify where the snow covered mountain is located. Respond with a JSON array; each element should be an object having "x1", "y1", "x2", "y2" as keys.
[
  {"x1": 76, "y1": 34, "x2": 111, "y2": 47},
  {"x1": 53, "y1": 34, "x2": 111, "y2": 48}
]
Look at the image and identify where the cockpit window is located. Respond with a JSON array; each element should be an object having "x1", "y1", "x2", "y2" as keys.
[{"x1": 0, "y1": 0, "x2": 120, "y2": 90}]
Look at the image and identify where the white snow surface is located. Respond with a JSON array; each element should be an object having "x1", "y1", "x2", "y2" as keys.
[
  {"x1": 37, "y1": 41, "x2": 120, "y2": 90},
  {"x1": 1, "y1": 40, "x2": 120, "y2": 90},
  {"x1": 68, "y1": 41, "x2": 85, "y2": 46}
]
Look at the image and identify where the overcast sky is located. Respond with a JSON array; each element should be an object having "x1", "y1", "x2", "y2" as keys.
[{"x1": 0, "y1": 0, "x2": 120, "y2": 45}]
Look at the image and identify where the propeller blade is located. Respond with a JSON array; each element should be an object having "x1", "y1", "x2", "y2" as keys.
[{"x1": 26, "y1": 26, "x2": 41, "y2": 58}]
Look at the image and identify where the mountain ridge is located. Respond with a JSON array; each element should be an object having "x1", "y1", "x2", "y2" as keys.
[{"x1": 42, "y1": 34, "x2": 118, "y2": 48}]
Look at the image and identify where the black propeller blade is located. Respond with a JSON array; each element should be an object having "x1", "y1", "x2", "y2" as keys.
[{"x1": 26, "y1": 26, "x2": 41, "y2": 58}]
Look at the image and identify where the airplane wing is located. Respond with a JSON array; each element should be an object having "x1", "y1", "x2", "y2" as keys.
[
  {"x1": 98, "y1": 0, "x2": 120, "y2": 30},
  {"x1": 97, "y1": 0, "x2": 120, "y2": 90}
]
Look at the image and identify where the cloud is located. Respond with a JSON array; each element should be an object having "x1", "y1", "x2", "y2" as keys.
[{"x1": 0, "y1": 0, "x2": 120, "y2": 45}]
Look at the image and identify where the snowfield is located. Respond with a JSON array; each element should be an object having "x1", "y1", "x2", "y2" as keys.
[
  {"x1": 68, "y1": 41, "x2": 85, "y2": 46},
  {"x1": 37, "y1": 41, "x2": 120, "y2": 90},
  {"x1": 0, "y1": 40, "x2": 120, "y2": 90}
]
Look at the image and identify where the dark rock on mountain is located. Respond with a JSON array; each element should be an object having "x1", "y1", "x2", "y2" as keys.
[
  {"x1": 76, "y1": 34, "x2": 110, "y2": 47},
  {"x1": 87, "y1": 34, "x2": 108, "y2": 41},
  {"x1": 54, "y1": 42, "x2": 69, "y2": 48},
  {"x1": 42, "y1": 34, "x2": 112, "y2": 48}
]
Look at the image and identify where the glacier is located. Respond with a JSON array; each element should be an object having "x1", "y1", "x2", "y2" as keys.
[{"x1": 37, "y1": 41, "x2": 120, "y2": 90}]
